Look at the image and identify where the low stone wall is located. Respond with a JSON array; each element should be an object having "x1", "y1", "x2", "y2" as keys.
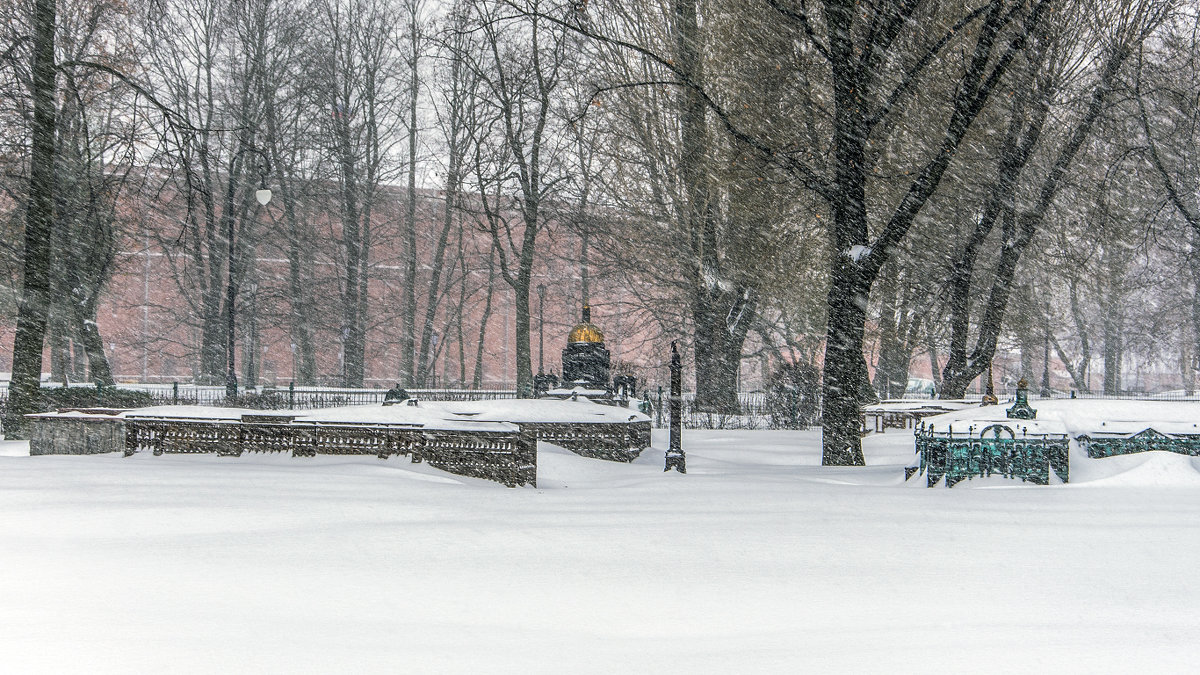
[
  {"x1": 26, "y1": 404, "x2": 651, "y2": 487},
  {"x1": 28, "y1": 413, "x2": 127, "y2": 456},
  {"x1": 120, "y1": 418, "x2": 537, "y2": 487},
  {"x1": 522, "y1": 420, "x2": 651, "y2": 462}
]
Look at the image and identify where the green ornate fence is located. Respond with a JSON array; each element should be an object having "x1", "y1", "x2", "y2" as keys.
[
  {"x1": 1077, "y1": 428, "x2": 1200, "y2": 458},
  {"x1": 914, "y1": 423, "x2": 1070, "y2": 487}
]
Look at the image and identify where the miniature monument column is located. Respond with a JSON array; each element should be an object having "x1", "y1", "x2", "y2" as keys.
[
  {"x1": 1007, "y1": 378, "x2": 1037, "y2": 420},
  {"x1": 665, "y1": 341, "x2": 685, "y2": 473}
]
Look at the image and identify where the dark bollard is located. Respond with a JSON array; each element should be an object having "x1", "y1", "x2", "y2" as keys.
[
  {"x1": 289, "y1": 381, "x2": 295, "y2": 410},
  {"x1": 665, "y1": 341, "x2": 685, "y2": 473}
]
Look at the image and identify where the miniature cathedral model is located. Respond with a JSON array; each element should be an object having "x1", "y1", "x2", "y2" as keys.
[{"x1": 561, "y1": 304, "x2": 611, "y2": 390}]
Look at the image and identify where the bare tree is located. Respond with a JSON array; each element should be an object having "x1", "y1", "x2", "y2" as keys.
[
  {"x1": 460, "y1": 0, "x2": 573, "y2": 397},
  {"x1": 418, "y1": 0, "x2": 477, "y2": 386},
  {"x1": 313, "y1": 0, "x2": 405, "y2": 387},
  {"x1": 538, "y1": 0, "x2": 1055, "y2": 462},
  {"x1": 1137, "y1": 5, "x2": 1200, "y2": 375},
  {"x1": 937, "y1": 0, "x2": 1168, "y2": 398},
  {"x1": 2, "y1": 0, "x2": 56, "y2": 435}
]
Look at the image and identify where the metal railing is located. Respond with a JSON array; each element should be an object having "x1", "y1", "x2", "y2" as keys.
[{"x1": 6, "y1": 381, "x2": 1197, "y2": 431}]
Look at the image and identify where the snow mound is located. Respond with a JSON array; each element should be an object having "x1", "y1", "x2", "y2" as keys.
[
  {"x1": 0, "y1": 440, "x2": 29, "y2": 457},
  {"x1": 1071, "y1": 451, "x2": 1200, "y2": 487}
]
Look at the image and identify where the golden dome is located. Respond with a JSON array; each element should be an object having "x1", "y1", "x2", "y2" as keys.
[{"x1": 568, "y1": 322, "x2": 605, "y2": 344}]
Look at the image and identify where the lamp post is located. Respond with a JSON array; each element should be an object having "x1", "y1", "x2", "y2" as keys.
[
  {"x1": 226, "y1": 160, "x2": 272, "y2": 401},
  {"x1": 665, "y1": 341, "x2": 685, "y2": 473},
  {"x1": 537, "y1": 283, "x2": 546, "y2": 376}
]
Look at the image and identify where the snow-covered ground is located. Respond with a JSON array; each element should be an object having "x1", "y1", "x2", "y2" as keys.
[{"x1": 2, "y1": 430, "x2": 1199, "y2": 673}]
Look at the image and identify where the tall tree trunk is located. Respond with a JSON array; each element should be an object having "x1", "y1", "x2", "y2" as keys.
[
  {"x1": 821, "y1": 0, "x2": 871, "y2": 466},
  {"x1": 1181, "y1": 341, "x2": 1194, "y2": 397},
  {"x1": 927, "y1": 332, "x2": 942, "y2": 391},
  {"x1": 692, "y1": 286, "x2": 755, "y2": 413},
  {"x1": 5, "y1": 0, "x2": 57, "y2": 436},
  {"x1": 401, "y1": 5, "x2": 421, "y2": 387},
  {"x1": 264, "y1": 90, "x2": 317, "y2": 385},
  {"x1": 873, "y1": 266, "x2": 902, "y2": 399},
  {"x1": 1049, "y1": 278, "x2": 1091, "y2": 392},
  {"x1": 673, "y1": 0, "x2": 749, "y2": 413},
  {"x1": 76, "y1": 299, "x2": 113, "y2": 387},
  {"x1": 417, "y1": 172, "x2": 459, "y2": 385},
  {"x1": 335, "y1": 112, "x2": 365, "y2": 387},
  {"x1": 196, "y1": 170, "x2": 226, "y2": 382},
  {"x1": 1102, "y1": 284, "x2": 1123, "y2": 394},
  {"x1": 514, "y1": 246, "x2": 534, "y2": 398},
  {"x1": 284, "y1": 213, "x2": 316, "y2": 385},
  {"x1": 456, "y1": 261, "x2": 467, "y2": 386},
  {"x1": 1190, "y1": 239, "x2": 1200, "y2": 395},
  {"x1": 472, "y1": 253, "x2": 497, "y2": 389},
  {"x1": 49, "y1": 315, "x2": 70, "y2": 385},
  {"x1": 817, "y1": 0, "x2": 1049, "y2": 460}
]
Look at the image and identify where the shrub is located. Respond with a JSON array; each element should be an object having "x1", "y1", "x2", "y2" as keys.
[
  {"x1": 766, "y1": 361, "x2": 821, "y2": 430},
  {"x1": 35, "y1": 385, "x2": 154, "y2": 412}
]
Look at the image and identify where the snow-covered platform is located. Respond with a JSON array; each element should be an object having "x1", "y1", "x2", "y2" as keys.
[
  {"x1": 911, "y1": 398, "x2": 1200, "y2": 487},
  {"x1": 25, "y1": 399, "x2": 651, "y2": 487},
  {"x1": 861, "y1": 399, "x2": 977, "y2": 433}
]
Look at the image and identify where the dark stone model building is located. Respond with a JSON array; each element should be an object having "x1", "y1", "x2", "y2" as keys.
[{"x1": 562, "y1": 305, "x2": 611, "y2": 390}]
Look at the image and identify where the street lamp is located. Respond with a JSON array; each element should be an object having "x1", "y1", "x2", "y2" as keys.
[
  {"x1": 537, "y1": 283, "x2": 547, "y2": 376},
  {"x1": 226, "y1": 157, "x2": 271, "y2": 400}
]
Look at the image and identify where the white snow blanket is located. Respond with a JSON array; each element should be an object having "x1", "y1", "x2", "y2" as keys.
[{"x1": 2, "y1": 429, "x2": 1199, "y2": 672}]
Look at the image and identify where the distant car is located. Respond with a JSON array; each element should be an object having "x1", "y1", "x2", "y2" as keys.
[{"x1": 905, "y1": 378, "x2": 937, "y2": 399}]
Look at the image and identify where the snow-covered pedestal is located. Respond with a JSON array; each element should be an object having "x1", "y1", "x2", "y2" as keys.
[
  {"x1": 861, "y1": 399, "x2": 977, "y2": 433},
  {"x1": 27, "y1": 408, "x2": 128, "y2": 456}
]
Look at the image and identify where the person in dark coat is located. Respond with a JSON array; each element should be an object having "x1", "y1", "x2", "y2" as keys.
[{"x1": 384, "y1": 384, "x2": 409, "y2": 403}]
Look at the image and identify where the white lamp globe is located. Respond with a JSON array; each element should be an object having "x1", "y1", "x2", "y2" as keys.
[{"x1": 255, "y1": 188, "x2": 273, "y2": 206}]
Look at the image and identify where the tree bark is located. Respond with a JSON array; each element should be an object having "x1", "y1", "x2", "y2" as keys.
[
  {"x1": 401, "y1": 5, "x2": 421, "y2": 387},
  {"x1": 5, "y1": 0, "x2": 57, "y2": 437},
  {"x1": 692, "y1": 286, "x2": 755, "y2": 413},
  {"x1": 417, "y1": 85, "x2": 463, "y2": 385},
  {"x1": 472, "y1": 253, "x2": 497, "y2": 388},
  {"x1": 673, "y1": 0, "x2": 753, "y2": 414},
  {"x1": 334, "y1": 105, "x2": 365, "y2": 387}
]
